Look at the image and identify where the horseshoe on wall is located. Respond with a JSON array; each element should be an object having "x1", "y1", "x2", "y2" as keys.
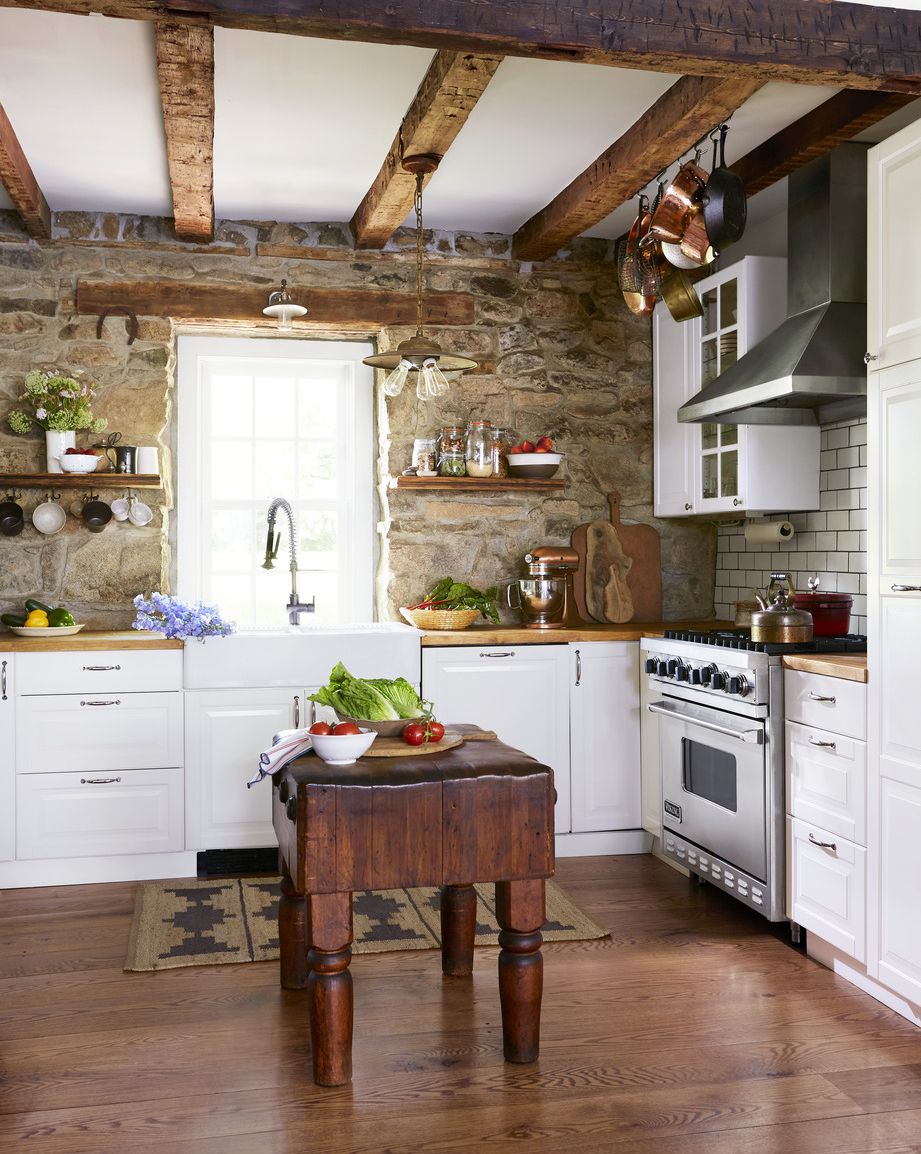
[{"x1": 95, "y1": 305, "x2": 139, "y2": 345}]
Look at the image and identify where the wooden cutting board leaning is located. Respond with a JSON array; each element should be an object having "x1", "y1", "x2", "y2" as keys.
[{"x1": 571, "y1": 492, "x2": 662, "y2": 623}]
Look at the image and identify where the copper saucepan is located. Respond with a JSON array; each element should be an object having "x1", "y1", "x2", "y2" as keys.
[{"x1": 649, "y1": 154, "x2": 708, "y2": 245}]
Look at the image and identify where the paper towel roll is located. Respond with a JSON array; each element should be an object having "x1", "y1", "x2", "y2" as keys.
[{"x1": 744, "y1": 520, "x2": 795, "y2": 545}]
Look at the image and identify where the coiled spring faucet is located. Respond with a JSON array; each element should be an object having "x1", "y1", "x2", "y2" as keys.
[{"x1": 262, "y1": 497, "x2": 315, "y2": 624}]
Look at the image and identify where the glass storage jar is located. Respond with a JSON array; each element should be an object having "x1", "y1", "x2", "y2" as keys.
[
  {"x1": 438, "y1": 450, "x2": 466, "y2": 477},
  {"x1": 412, "y1": 437, "x2": 437, "y2": 476},
  {"x1": 490, "y1": 427, "x2": 511, "y2": 477},
  {"x1": 465, "y1": 419, "x2": 494, "y2": 477}
]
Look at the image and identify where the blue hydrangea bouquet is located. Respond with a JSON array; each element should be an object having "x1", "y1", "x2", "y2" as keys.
[{"x1": 132, "y1": 593, "x2": 235, "y2": 642}]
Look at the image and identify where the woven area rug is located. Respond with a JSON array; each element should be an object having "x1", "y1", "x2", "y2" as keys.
[{"x1": 125, "y1": 876, "x2": 608, "y2": 972}]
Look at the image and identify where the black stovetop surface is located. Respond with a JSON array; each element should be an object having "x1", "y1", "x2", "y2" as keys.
[{"x1": 664, "y1": 629, "x2": 867, "y2": 656}]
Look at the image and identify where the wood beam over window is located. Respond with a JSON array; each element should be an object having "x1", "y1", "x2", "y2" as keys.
[
  {"x1": 351, "y1": 50, "x2": 502, "y2": 249},
  {"x1": 0, "y1": 99, "x2": 51, "y2": 239},
  {"x1": 4, "y1": 1, "x2": 921, "y2": 92},
  {"x1": 155, "y1": 21, "x2": 215, "y2": 242},
  {"x1": 513, "y1": 75, "x2": 765, "y2": 262}
]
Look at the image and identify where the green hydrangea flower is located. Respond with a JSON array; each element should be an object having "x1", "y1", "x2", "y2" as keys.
[{"x1": 6, "y1": 368, "x2": 107, "y2": 436}]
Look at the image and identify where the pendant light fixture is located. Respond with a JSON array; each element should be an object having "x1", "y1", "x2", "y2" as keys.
[
  {"x1": 263, "y1": 279, "x2": 307, "y2": 332},
  {"x1": 363, "y1": 154, "x2": 477, "y2": 398}
]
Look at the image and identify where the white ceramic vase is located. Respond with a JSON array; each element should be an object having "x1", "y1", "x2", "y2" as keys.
[{"x1": 45, "y1": 429, "x2": 76, "y2": 474}]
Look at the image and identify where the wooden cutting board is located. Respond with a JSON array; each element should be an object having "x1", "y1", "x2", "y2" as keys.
[
  {"x1": 361, "y1": 729, "x2": 498, "y2": 758},
  {"x1": 571, "y1": 492, "x2": 662, "y2": 623}
]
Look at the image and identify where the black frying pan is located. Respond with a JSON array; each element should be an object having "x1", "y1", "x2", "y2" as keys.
[{"x1": 702, "y1": 125, "x2": 747, "y2": 252}]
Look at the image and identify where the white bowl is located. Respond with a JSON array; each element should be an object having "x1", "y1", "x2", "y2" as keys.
[
  {"x1": 8, "y1": 624, "x2": 85, "y2": 637},
  {"x1": 32, "y1": 500, "x2": 66, "y2": 535},
  {"x1": 506, "y1": 451, "x2": 563, "y2": 479},
  {"x1": 58, "y1": 454, "x2": 100, "y2": 474},
  {"x1": 309, "y1": 727, "x2": 377, "y2": 765}
]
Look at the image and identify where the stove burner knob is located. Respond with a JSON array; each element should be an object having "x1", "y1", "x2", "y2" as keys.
[
  {"x1": 689, "y1": 667, "x2": 702, "y2": 685},
  {"x1": 700, "y1": 664, "x2": 717, "y2": 686},
  {"x1": 666, "y1": 658, "x2": 680, "y2": 677},
  {"x1": 710, "y1": 670, "x2": 727, "y2": 691},
  {"x1": 656, "y1": 659, "x2": 669, "y2": 677},
  {"x1": 727, "y1": 675, "x2": 750, "y2": 697},
  {"x1": 644, "y1": 658, "x2": 657, "y2": 675},
  {"x1": 675, "y1": 664, "x2": 690, "y2": 682}
]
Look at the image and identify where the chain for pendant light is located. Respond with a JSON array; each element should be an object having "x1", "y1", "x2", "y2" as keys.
[{"x1": 414, "y1": 171, "x2": 425, "y2": 338}]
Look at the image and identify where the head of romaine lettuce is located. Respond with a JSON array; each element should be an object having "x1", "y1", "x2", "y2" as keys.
[{"x1": 307, "y1": 662, "x2": 425, "y2": 721}]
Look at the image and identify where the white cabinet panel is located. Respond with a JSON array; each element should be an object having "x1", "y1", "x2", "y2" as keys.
[
  {"x1": 653, "y1": 302, "x2": 694, "y2": 517},
  {"x1": 640, "y1": 667, "x2": 661, "y2": 837},
  {"x1": 16, "y1": 768, "x2": 184, "y2": 859},
  {"x1": 787, "y1": 816, "x2": 866, "y2": 962},
  {"x1": 877, "y1": 593, "x2": 921, "y2": 771},
  {"x1": 784, "y1": 670, "x2": 867, "y2": 740},
  {"x1": 786, "y1": 720, "x2": 866, "y2": 844},
  {"x1": 184, "y1": 687, "x2": 301, "y2": 850},
  {"x1": 0, "y1": 653, "x2": 13, "y2": 862},
  {"x1": 569, "y1": 643, "x2": 640, "y2": 832},
  {"x1": 422, "y1": 646, "x2": 571, "y2": 831},
  {"x1": 876, "y1": 364, "x2": 921, "y2": 575},
  {"x1": 17, "y1": 649, "x2": 181, "y2": 695},
  {"x1": 16, "y1": 692, "x2": 183, "y2": 774},
  {"x1": 875, "y1": 778, "x2": 921, "y2": 1003}
]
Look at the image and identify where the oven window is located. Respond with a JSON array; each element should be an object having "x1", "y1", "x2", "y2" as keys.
[{"x1": 681, "y1": 738, "x2": 738, "y2": 812}]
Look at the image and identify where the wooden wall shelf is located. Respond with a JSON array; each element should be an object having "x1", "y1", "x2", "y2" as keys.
[
  {"x1": 395, "y1": 475, "x2": 565, "y2": 493},
  {"x1": 0, "y1": 473, "x2": 162, "y2": 491}
]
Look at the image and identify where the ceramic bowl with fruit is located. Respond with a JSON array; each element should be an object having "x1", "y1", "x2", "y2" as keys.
[
  {"x1": 58, "y1": 448, "x2": 101, "y2": 474},
  {"x1": 507, "y1": 436, "x2": 563, "y2": 479},
  {"x1": 307, "y1": 720, "x2": 377, "y2": 765}
]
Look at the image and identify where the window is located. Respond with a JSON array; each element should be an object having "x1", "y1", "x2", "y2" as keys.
[{"x1": 177, "y1": 335, "x2": 375, "y2": 628}]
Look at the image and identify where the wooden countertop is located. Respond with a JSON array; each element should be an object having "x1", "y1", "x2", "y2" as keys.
[
  {"x1": 419, "y1": 620, "x2": 732, "y2": 646},
  {"x1": 782, "y1": 653, "x2": 868, "y2": 682},
  {"x1": 0, "y1": 630, "x2": 181, "y2": 652}
]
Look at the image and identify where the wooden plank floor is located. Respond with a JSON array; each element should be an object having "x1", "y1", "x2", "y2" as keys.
[{"x1": 2, "y1": 855, "x2": 921, "y2": 1153}]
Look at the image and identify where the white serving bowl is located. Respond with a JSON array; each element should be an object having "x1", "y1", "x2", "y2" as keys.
[
  {"x1": 58, "y1": 454, "x2": 100, "y2": 474},
  {"x1": 506, "y1": 451, "x2": 563, "y2": 479},
  {"x1": 309, "y1": 727, "x2": 377, "y2": 765}
]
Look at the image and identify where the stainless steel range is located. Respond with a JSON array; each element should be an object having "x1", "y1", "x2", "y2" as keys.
[{"x1": 641, "y1": 629, "x2": 867, "y2": 922}]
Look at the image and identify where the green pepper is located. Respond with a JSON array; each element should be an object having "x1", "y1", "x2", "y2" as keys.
[{"x1": 48, "y1": 607, "x2": 75, "y2": 627}]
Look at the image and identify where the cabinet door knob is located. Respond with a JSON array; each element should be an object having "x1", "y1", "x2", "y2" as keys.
[
  {"x1": 864, "y1": 352, "x2": 878, "y2": 363},
  {"x1": 684, "y1": 502, "x2": 692, "y2": 511},
  {"x1": 732, "y1": 498, "x2": 743, "y2": 507}
]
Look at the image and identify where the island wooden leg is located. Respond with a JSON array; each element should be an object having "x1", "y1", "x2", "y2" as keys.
[
  {"x1": 440, "y1": 884, "x2": 477, "y2": 976},
  {"x1": 306, "y1": 891, "x2": 353, "y2": 1086},
  {"x1": 278, "y1": 872, "x2": 310, "y2": 990},
  {"x1": 495, "y1": 878, "x2": 545, "y2": 1064}
]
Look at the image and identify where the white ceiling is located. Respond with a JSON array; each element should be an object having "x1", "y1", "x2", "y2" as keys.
[{"x1": 0, "y1": 7, "x2": 918, "y2": 237}]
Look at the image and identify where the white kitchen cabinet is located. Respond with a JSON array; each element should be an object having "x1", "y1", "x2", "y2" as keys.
[
  {"x1": 653, "y1": 257, "x2": 820, "y2": 517},
  {"x1": 184, "y1": 686, "x2": 304, "y2": 850},
  {"x1": 422, "y1": 645, "x2": 571, "y2": 831},
  {"x1": 1, "y1": 653, "x2": 13, "y2": 862},
  {"x1": 867, "y1": 119, "x2": 921, "y2": 370},
  {"x1": 422, "y1": 642, "x2": 645, "y2": 851},
  {"x1": 569, "y1": 642, "x2": 640, "y2": 832},
  {"x1": 639, "y1": 664, "x2": 661, "y2": 837},
  {"x1": 787, "y1": 815, "x2": 866, "y2": 962}
]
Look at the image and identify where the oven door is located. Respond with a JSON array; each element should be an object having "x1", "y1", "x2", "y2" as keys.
[{"x1": 650, "y1": 697, "x2": 768, "y2": 882}]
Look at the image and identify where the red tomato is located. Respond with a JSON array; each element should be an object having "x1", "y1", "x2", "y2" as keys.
[
  {"x1": 402, "y1": 722, "x2": 427, "y2": 746},
  {"x1": 537, "y1": 436, "x2": 554, "y2": 450},
  {"x1": 427, "y1": 720, "x2": 445, "y2": 743},
  {"x1": 534, "y1": 446, "x2": 548, "y2": 453},
  {"x1": 308, "y1": 721, "x2": 332, "y2": 735},
  {"x1": 521, "y1": 440, "x2": 535, "y2": 452},
  {"x1": 509, "y1": 444, "x2": 523, "y2": 454},
  {"x1": 332, "y1": 721, "x2": 361, "y2": 735}
]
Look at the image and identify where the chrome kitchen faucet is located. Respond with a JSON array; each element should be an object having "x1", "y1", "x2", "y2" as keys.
[{"x1": 262, "y1": 497, "x2": 316, "y2": 625}]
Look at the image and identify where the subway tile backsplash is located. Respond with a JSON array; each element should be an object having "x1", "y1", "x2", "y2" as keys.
[{"x1": 714, "y1": 416, "x2": 868, "y2": 635}]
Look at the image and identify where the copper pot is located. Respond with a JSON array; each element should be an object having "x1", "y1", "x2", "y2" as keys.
[
  {"x1": 649, "y1": 157, "x2": 708, "y2": 244},
  {"x1": 622, "y1": 210, "x2": 656, "y2": 316}
]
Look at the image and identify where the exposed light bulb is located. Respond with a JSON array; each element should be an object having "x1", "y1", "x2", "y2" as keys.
[
  {"x1": 382, "y1": 358, "x2": 413, "y2": 397},
  {"x1": 416, "y1": 358, "x2": 450, "y2": 400}
]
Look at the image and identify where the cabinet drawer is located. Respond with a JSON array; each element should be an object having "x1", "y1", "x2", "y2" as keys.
[
  {"x1": 16, "y1": 649, "x2": 181, "y2": 696},
  {"x1": 16, "y1": 692, "x2": 183, "y2": 774},
  {"x1": 786, "y1": 721, "x2": 867, "y2": 844},
  {"x1": 16, "y1": 768, "x2": 184, "y2": 859},
  {"x1": 787, "y1": 816, "x2": 866, "y2": 962},
  {"x1": 784, "y1": 670, "x2": 867, "y2": 740}
]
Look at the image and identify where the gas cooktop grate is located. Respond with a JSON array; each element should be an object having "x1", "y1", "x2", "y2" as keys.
[{"x1": 663, "y1": 629, "x2": 867, "y2": 656}]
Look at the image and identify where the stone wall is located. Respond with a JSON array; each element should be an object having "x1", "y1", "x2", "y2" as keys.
[{"x1": 0, "y1": 211, "x2": 716, "y2": 627}]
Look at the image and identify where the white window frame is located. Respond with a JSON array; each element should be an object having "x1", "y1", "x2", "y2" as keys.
[{"x1": 176, "y1": 334, "x2": 375, "y2": 626}]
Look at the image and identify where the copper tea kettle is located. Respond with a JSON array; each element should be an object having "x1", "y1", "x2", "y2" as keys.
[{"x1": 751, "y1": 572, "x2": 813, "y2": 644}]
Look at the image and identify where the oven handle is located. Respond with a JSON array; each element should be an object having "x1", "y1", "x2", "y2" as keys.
[{"x1": 647, "y1": 701, "x2": 765, "y2": 744}]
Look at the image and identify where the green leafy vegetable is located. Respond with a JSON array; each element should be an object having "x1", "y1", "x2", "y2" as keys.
[
  {"x1": 407, "y1": 577, "x2": 500, "y2": 623},
  {"x1": 307, "y1": 663, "x2": 427, "y2": 721}
]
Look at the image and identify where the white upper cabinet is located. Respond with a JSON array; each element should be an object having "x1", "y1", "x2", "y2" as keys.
[
  {"x1": 1, "y1": 654, "x2": 12, "y2": 863},
  {"x1": 653, "y1": 257, "x2": 820, "y2": 517},
  {"x1": 867, "y1": 124, "x2": 921, "y2": 370}
]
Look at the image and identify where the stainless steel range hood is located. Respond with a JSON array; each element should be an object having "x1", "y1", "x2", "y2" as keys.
[{"x1": 678, "y1": 144, "x2": 868, "y2": 426}]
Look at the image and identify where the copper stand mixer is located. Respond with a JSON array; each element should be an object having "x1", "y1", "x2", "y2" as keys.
[{"x1": 512, "y1": 546, "x2": 584, "y2": 629}]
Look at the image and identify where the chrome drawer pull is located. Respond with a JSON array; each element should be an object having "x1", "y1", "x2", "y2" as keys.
[
  {"x1": 575, "y1": 649, "x2": 582, "y2": 687},
  {"x1": 480, "y1": 651, "x2": 515, "y2": 658},
  {"x1": 807, "y1": 692, "x2": 836, "y2": 704},
  {"x1": 1, "y1": 659, "x2": 6, "y2": 701},
  {"x1": 80, "y1": 699, "x2": 121, "y2": 707},
  {"x1": 891, "y1": 584, "x2": 921, "y2": 592},
  {"x1": 808, "y1": 832, "x2": 837, "y2": 852},
  {"x1": 80, "y1": 777, "x2": 122, "y2": 785},
  {"x1": 82, "y1": 664, "x2": 121, "y2": 671},
  {"x1": 293, "y1": 695, "x2": 300, "y2": 728},
  {"x1": 808, "y1": 737, "x2": 837, "y2": 749}
]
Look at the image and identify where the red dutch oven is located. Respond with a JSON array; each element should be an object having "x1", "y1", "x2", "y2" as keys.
[{"x1": 791, "y1": 592, "x2": 853, "y2": 636}]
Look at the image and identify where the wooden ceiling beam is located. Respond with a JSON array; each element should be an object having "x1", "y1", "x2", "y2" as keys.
[
  {"x1": 0, "y1": 99, "x2": 51, "y2": 239},
  {"x1": 3, "y1": 1, "x2": 921, "y2": 92},
  {"x1": 732, "y1": 89, "x2": 918, "y2": 197},
  {"x1": 75, "y1": 279, "x2": 474, "y2": 327},
  {"x1": 512, "y1": 75, "x2": 765, "y2": 262},
  {"x1": 155, "y1": 21, "x2": 214, "y2": 242},
  {"x1": 351, "y1": 50, "x2": 502, "y2": 249}
]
